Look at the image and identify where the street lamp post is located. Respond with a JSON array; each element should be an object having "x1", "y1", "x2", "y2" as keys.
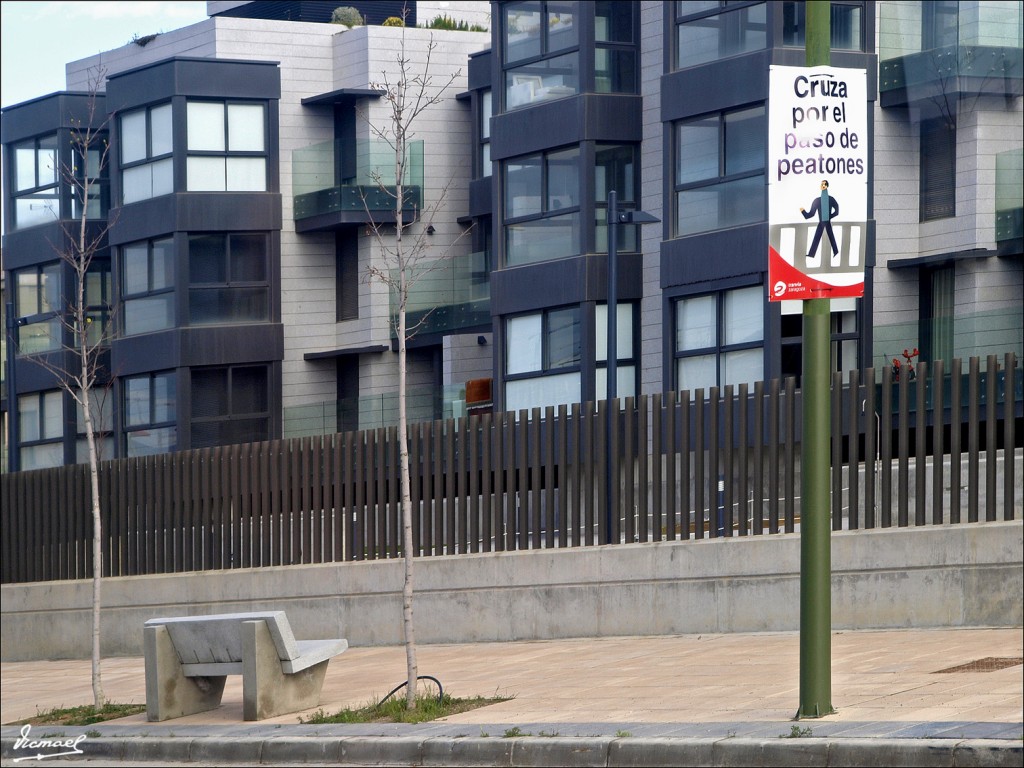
[{"x1": 605, "y1": 190, "x2": 658, "y2": 544}]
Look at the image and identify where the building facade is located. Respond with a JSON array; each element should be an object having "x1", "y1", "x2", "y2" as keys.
[{"x1": 2, "y1": 1, "x2": 1021, "y2": 471}]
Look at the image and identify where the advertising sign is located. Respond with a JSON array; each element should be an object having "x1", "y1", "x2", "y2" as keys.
[{"x1": 768, "y1": 65, "x2": 868, "y2": 301}]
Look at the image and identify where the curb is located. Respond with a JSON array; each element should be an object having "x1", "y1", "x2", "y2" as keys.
[{"x1": 2, "y1": 734, "x2": 1022, "y2": 767}]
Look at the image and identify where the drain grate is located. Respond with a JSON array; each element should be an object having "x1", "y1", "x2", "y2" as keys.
[{"x1": 934, "y1": 657, "x2": 1023, "y2": 674}]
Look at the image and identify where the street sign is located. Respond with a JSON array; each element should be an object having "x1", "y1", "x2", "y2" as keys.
[{"x1": 768, "y1": 65, "x2": 868, "y2": 301}]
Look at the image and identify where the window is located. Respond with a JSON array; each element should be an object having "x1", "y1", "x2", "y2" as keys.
[
  {"x1": 18, "y1": 390, "x2": 64, "y2": 470},
  {"x1": 920, "y1": 265, "x2": 954, "y2": 364},
  {"x1": 82, "y1": 262, "x2": 112, "y2": 347},
  {"x1": 188, "y1": 234, "x2": 269, "y2": 324},
  {"x1": 120, "y1": 103, "x2": 173, "y2": 204},
  {"x1": 675, "y1": 285, "x2": 764, "y2": 391},
  {"x1": 76, "y1": 388, "x2": 114, "y2": 464},
  {"x1": 505, "y1": 306, "x2": 581, "y2": 411},
  {"x1": 595, "y1": 1, "x2": 637, "y2": 93},
  {"x1": 122, "y1": 237, "x2": 175, "y2": 336},
  {"x1": 71, "y1": 136, "x2": 110, "y2": 221},
  {"x1": 124, "y1": 371, "x2": 177, "y2": 456},
  {"x1": 920, "y1": 117, "x2": 956, "y2": 221},
  {"x1": 504, "y1": 1, "x2": 579, "y2": 109},
  {"x1": 923, "y1": 0, "x2": 959, "y2": 50},
  {"x1": 186, "y1": 101, "x2": 266, "y2": 191},
  {"x1": 779, "y1": 298, "x2": 860, "y2": 380},
  {"x1": 14, "y1": 263, "x2": 62, "y2": 355},
  {"x1": 596, "y1": 302, "x2": 637, "y2": 400},
  {"x1": 191, "y1": 365, "x2": 270, "y2": 448},
  {"x1": 479, "y1": 89, "x2": 492, "y2": 177},
  {"x1": 504, "y1": 147, "x2": 580, "y2": 265},
  {"x1": 675, "y1": 105, "x2": 765, "y2": 236},
  {"x1": 782, "y1": 2, "x2": 865, "y2": 51},
  {"x1": 595, "y1": 144, "x2": 639, "y2": 252},
  {"x1": 12, "y1": 134, "x2": 59, "y2": 229},
  {"x1": 675, "y1": 1, "x2": 767, "y2": 70}
]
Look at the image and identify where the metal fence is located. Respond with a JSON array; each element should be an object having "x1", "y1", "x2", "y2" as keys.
[{"x1": 2, "y1": 353, "x2": 1020, "y2": 584}]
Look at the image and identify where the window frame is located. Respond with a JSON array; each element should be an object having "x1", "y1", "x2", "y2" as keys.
[
  {"x1": 11, "y1": 133, "x2": 60, "y2": 229},
  {"x1": 119, "y1": 102, "x2": 174, "y2": 204},
  {"x1": 673, "y1": 104, "x2": 766, "y2": 237},
  {"x1": 14, "y1": 262, "x2": 63, "y2": 355},
  {"x1": 123, "y1": 370, "x2": 178, "y2": 457},
  {"x1": 187, "y1": 233, "x2": 271, "y2": 325},
  {"x1": 503, "y1": 146, "x2": 581, "y2": 266},
  {"x1": 18, "y1": 390, "x2": 65, "y2": 469},
  {"x1": 780, "y1": 1, "x2": 866, "y2": 52},
  {"x1": 673, "y1": 285, "x2": 765, "y2": 392},
  {"x1": 190, "y1": 364, "x2": 271, "y2": 449},
  {"x1": 919, "y1": 116, "x2": 956, "y2": 222},
  {"x1": 185, "y1": 100, "x2": 268, "y2": 192},
  {"x1": 674, "y1": 1, "x2": 767, "y2": 72},
  {"x1": 121, "y1": 237, "x2": 176, "y2": 337}
]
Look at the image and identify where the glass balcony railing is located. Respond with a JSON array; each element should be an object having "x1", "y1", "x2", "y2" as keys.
[
  {"x1": 996, "y1": 147, "x2": 1024, "y2": 243},
  {"x1": 292, "y1": 138, "x2": 423, "y2": 221},
  {"x1": 879, "y1": 1, "x2": 1023, "y2": 100},
  {"x1": 389, "y1": 250, "x2": 490, "y2": 339},
  {"x1": 283, "y1": 383, "x2": 471, "y2": 437}
]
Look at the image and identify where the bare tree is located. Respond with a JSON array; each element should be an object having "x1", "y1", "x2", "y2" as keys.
[
  {"x1": 362, "y1": 15, "x2": 467, "y2": 710},
  {"x1": 17, "y1": 77, "x2": 116, "y2": 709}
]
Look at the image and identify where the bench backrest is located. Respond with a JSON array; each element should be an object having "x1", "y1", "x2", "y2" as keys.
[{"x1": 145, "y1": 611, "x2": 301, "y2": 665}]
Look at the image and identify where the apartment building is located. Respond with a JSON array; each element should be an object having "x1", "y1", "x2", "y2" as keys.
[{"x1": 2, "y1": 1, "x2": 1021, "y2": 471}]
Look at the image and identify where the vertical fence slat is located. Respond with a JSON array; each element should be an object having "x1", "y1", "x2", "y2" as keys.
[
  {"x1": 738, "y1": 384, "x2": 749, "y2": 537},
  {"x1": 722, "y1": 387, "x2": 733, "y2": 537},
  {"x1": 637, "y1": 395, "x2": 649, "y2": 543},
  {"x1": 556, "y1": 404, "x2": 568, "y2": 548},
  {"x1": 784, "y1": 378, "x2": 796, "y2": 533},
  {"x1": 931, "y1": 361, "x2": 945, "y2": 525},
  {"x1": 950, "y1": 359, "x2": 962, "y2": 524},
  {"x1": 367, "y1": 429, "x2": 379, "y2": 560},
  {"x1": 863, "y1": 368, "x2": 877, "y2": 529},
  {"x1": 694, "y1": 389, "x2": 705, "y2": 540},
  {"x1": 709, "y1": 387, "x2": 720, "y2": 539},
  {"x1": 897, "y1": 368, "x2": 910, "y2": 527},
  {"x1": 470, "y1": 414, "x2": 482, "y2": 553},
  {"x1": 493, "y1": 412, "x2": 506, "y2": 552},
  {"x1": 986, "y1": 354, "x2": 998, "y2": 522},
  {"x1": 968, "y1": 356, "x2": 980, "y2": 522},
  {"x1": 544, "y1": 405, "x2": 556, "y2": 549},
  {"x1": 480, "y1": 415, "x2": 493, "y2": 552},
  {"x1": 458, "y1": 417, "x2": 470, "y2": 555},
  {"x1": 518, "y1": 409, "x2": 530, "y2": 550},
  {"x1": 583, "y1": 402, "x2": 596, "y2": 547},
  {"x1": 831, "y1": 371, "x2": 843, "y2": 531},
  {"x1": 768, "y1": 379, "x2": 780, "y2": 534},
  {"x1": 569, "y1": 403, "x2": 582, "y2": 548},
  {"x1": 880, "y1": 366, "x2": 893, "y2": 527},
  {"x1": 529, "y1": 407, "x2": 542, "y2": 550},
  {"x1": 445, "y1": 421, "x2": 457, "y2": 556},
  {"x1": 1004, "y1": 352, "x2": 1017, "y2": 521},
  {"x1": 433, "y1": 421, "x2": 446, "y2": 556},
  {"x1": 915, "y1": 362, "x2": 928, "y2": 526},
  {"x1": 847, "y1": 369, "x2": 860, "y2": 531},
  {"x1": 624, "y1": 397, "x2": 636, "y2": 544},
  {"x1": 752, "y1": 381, "x2": 764, "y2": 535}
]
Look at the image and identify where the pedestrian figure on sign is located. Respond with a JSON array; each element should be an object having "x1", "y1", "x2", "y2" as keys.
[{"x1": 800, "y1": 179, "x2": 839, "y2": 259}]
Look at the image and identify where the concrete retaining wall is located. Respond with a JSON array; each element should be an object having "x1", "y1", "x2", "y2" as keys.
[{"x1": 2, "y1": 521, "x2": 1020, "y2": 661}]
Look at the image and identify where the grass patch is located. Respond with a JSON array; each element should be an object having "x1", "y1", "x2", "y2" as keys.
[
  {"x1": 299, "y1": 692, "x2": 512, "y2": 725},
  {"x1": 16, "y1": 703, "x2": 146, "y2": 726}
]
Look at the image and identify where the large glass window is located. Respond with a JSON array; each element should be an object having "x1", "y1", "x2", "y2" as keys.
[
  {"x1": 191, "y1": 365, "x2": 270, "y2": 448},
  {"x1": 595, "y1": 0, "x2": 637, "y2": 93},
  {"x1": 188, "y1": 233, "x2": 270, "y2": 324},
  {"x1": 124, "y1": 371, "x2": 177, "y2": 456},
  {"x1": 920, "y1": 117, "x2": 956, "y2": 221},
  {"x1": 71, "y1": 137, "x2": 110, "y2": 221},
  {"x1": 186, "y1": 101, "x2": 267, "y2": 192},
  {"x1": 595, "y1": 144, "x2": 639, "y2": 252},
  {"x1": 82, "y1": 262, "x2": 112, "y2": 347},
  {"x1": 479, "y1": 89, "x2": 492, "y2": 178},
  {"x1": 505, "y1": 306, "x2": 581, "y2": 411},
  {"x1": 18, "y1": 390, "x2": 64, "y2": 469},
  {"x1": 782, "y1": 1, "x2": 865, "y2": 51},
  {"x1": 120, "y1": 103, "x2": 173, "y2": 204},
  {"x1": 14, "y1": 263, "x2": 62, "y2": 355},
  {"x1": 12, "y1": 134, "x2": 59, "y2": 229},
  {"x1": 674, "y1": 105, "x2": 765, "y2": 236},
  {"x1": 675, "y1": 285, "x2": 764, "y2": 391},
  {"x1": 504, "y1": 1, "x2": 580, "y2": 109},
  {"x1": 75, "y1": 388, "x2": 114, "y2": 464},
  {"x1": 504, "y1": 147, "x2": 580, "y2": 265},
  {"x1": 675, "y1": 1, "x2": 767, "y2": 70},
  {"x1": 122, "y1": 237, "x2": 175, "y2": 336}
]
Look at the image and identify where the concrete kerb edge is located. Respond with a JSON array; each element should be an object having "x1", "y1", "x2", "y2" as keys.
[{"x1": 2, "y1": 734, "x2": 1022, "y2": 766}]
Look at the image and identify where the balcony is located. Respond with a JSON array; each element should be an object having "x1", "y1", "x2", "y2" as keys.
[
  {"x1": 292, "y1": 139, "x2": 423, "y2": 232},
  {"x1": 996, "y1": 147, "x2": 1023, "y2": 253},
  {"x1": 390, "y1": 250, "x2": 491, "y2": 340},
  {"x1": 878, "y1": 1, "x2": 1023, "y2": 108}
]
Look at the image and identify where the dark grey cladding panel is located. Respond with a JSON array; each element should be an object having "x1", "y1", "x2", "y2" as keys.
[
  {"x1": 105, "y1": 58, "x2": 280, "y2": 112},
  {"x1": 491, "y1": 252, "x2": 642, "y2": 316},
  {"x1": 467, "y1": 177, "x2": 492, "y2": 218},
  {"x1": 109, "y1": 193, "x2": 282, "y2": 245},
  {"x1": 468, "y1": 49, "x2": 493, "y2": 91},
  {"x1": 1, "y1": 92, "x2": 106, "y2": 142},
  {"x1": 112, "y1": 330, "x2": 184, "y2": 376},
  {"x1": 2, "y1": 222, "x2": 108, "y2": 270},
  {"x1": 662, "y1": 51, "x2": 772, "y2": 122},
  {"x1": 661, "y1": 223, "x2": 768, "y2": 288},
  {"x1": 182, "y1": 324, "x2": 284, "y2": 366},
  {"x1": 491, "y1": 94, "x2": 642, "y2": 160}
]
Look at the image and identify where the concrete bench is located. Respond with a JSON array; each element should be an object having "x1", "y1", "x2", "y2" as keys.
[{"x1": 143, "y1": 611, "x2": 347, "y2": 721}]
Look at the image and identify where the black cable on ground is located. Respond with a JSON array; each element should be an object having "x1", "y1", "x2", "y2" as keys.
[{"x1": 379, "y1": 675, "x2": 444, "y2": 705}]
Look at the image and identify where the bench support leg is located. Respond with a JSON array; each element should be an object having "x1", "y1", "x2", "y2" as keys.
[
  {"x1": 144, "y1": 625, "x2": 226, "y2": 722},
  {"x1": 242, "y1": 619, "x2": 330, "y2": 721}
]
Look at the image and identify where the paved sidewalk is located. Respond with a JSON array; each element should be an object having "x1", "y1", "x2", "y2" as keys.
[{"x1": 2, "y1": 627, "x2": 1022, "y2": 766}]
